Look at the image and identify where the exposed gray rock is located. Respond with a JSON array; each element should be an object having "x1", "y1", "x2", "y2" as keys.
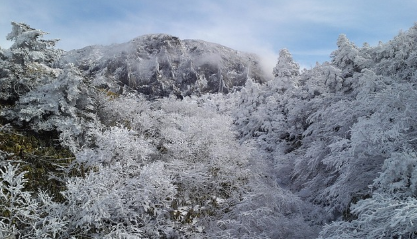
[{"x1": 59, "y1": 34, "x2": 269, "y2": 98}]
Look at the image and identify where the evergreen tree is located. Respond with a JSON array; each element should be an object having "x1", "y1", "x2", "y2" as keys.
[{"x1": 0, "y1": 22, "x2": 62, "y2": 104}]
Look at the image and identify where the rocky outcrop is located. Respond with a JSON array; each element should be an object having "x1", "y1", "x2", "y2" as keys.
[{"x1": 59, "y1": 34, "x2": 269, "y2": 98}]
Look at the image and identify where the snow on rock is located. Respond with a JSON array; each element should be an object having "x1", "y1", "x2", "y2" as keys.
[{"x1": 59, "y1": 34, "x2": 269, "y2": 98}]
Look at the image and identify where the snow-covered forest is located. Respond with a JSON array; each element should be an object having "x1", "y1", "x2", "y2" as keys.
[{"x1": 1, "y1": 21, "x2": 417, "y2": 238}]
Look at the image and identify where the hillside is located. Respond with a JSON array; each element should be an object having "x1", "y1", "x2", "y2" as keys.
[{"x1": 59, "y1": 34, "x2": 269, "y2": 98}]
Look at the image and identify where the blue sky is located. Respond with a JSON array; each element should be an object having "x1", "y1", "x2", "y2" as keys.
[{"x1": 1, "y1": 0, "x2": 417, "y2": 71}]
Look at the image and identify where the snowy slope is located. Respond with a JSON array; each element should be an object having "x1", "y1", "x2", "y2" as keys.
[{"x1": 59, "y1": 34, "x2": 269, "y2": 98}]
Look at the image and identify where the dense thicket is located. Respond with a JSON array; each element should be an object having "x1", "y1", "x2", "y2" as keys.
[
  {"x1": 234, "y1": 24, "x2": 417, "y2": 238},
  {"x1": 1, "y1": 21, "x2": 417, "y2": 238}
]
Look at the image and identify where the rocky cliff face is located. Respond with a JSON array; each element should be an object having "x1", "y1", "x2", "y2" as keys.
[{"x1": 59, "y1": 34, "x2": 269, "y2": 98}]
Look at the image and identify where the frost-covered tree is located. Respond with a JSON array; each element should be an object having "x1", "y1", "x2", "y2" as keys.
[
  {"x1": 6, "y1": 22, "x2": 61, "y2": 65},
  {"x1": 234, "y1": 24, "x2": 417, "y2": 236},
  {"x1": 234, "y1": 49, "x2": 304, "y2": 153},
  {"x1": 0, "y1": 163, "x2": 39, "y2": 238},
  {"x1": 319, "y1": 151, "x2": 417, "y2": 238},
  {"x1": 0, "y1": 22, "x2": 62, "y2": 104},
  {"x1": 272, "y1": 48, "x2": 300, "y2": 91},
  {"x1": 0, "y1": 22, "x2": 99, "y2": 151},
  {"x1": 317, "y1": 81, "x2": 417, "y2": 237},
  {"x1": 2, "y1": 63, "x2": 98, "y2": 150},
  {"x1": 38, "y1": 91, "x2": 254, "y2": 237},
  {"x1": 330, "y1": 34, "x2": 361, "y2": 77}
]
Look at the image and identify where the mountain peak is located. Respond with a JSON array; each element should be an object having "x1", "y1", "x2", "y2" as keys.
[{"x1": 60, "y1": 34, "x2": 269, "y2": 98}]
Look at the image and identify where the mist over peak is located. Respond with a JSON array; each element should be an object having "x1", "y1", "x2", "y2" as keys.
[{"x1": 60, "y1": 34, "x2": 271, "y2": 98}]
